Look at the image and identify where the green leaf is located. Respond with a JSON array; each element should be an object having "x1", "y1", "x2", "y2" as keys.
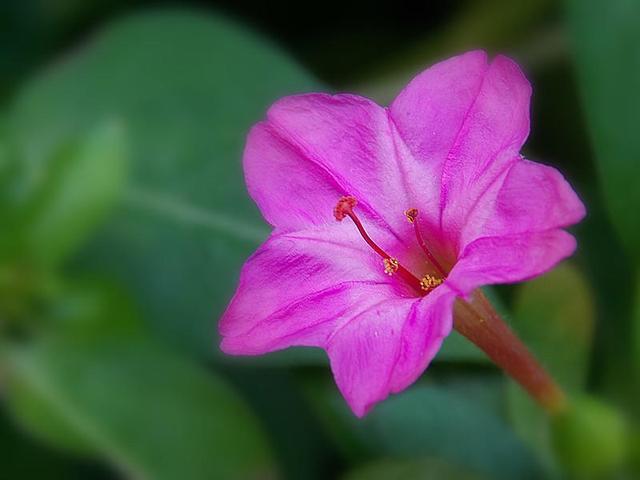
[
  {"x1": 224, "y1": 346, "x2": 327, "y2": 368},
  {"x1": 21, "y1": 121, "x2": 127, "y2": 268},
  {"x1": 511, "y1": 264, "x2": 594, "y2": 391},
  {"x1": 577, "y1": 199, "x2": 636, "y2": 402},
  {"x1": 343, "y1": 457, "x2": 488, "y2": 480},
  {"x1": 6, "y1": 368, "x2": 94, "y2": 456},
  {"x1": 0, "y1": 408, "x2": 102, "y2": 480},
  {"x1": 42, "y1": 278, "x2": 146, "y2": 341},
  {"x1": 4, "y1": 334, "x2": 274, "y2": 479},
  {"x1": 567, "y1": 0, "x2": 640, "y2": 264},
  {"x1": 0, "y1": 115, "x2": 27, "y2": 256},
  {"x1": 2, "y1": 277, "x2": 274, "y2": 479},
  {"x1": 7, "y1": 10, "x2": 319, "y2": 357},
  {"x1": 310, "y1": 382, "x2": 541, "y2": 480},
  {"x1": 551, "y1": 395, "x2": 628, "y2": 477},
  {"x1": 506, "y1": 264, "x2": 595, "y2": 472},
  {"x1": 633, "y1": 275, "x2": 640, "y2": 399},
  {"x1": 436, "y1": 331, "x2": 488, "y2": 363},
  {"x1": 3, "y1": 279, "x2": 144, "y2": 455},
  {"x1": 0, "y1": 114, "x2": 9, "y2": 182}
]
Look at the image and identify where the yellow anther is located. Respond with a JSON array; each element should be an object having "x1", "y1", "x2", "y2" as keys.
[
  {"x1": 420, "y1": 274, "x2": 443, "y2": 291},
  {"x1": 383, "y1": 257, "x2": 399, "y2": 275},
  {"x1": 404, "y1": 208, "x2": 418, "y2": 223}
]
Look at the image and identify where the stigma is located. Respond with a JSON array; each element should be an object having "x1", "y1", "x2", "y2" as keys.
[{"x1": 334, "y1": 196, "x2": 446, "y2": 295}]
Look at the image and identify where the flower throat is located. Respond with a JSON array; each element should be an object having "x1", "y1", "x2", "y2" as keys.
[{"x1": 334, "y1": 196, "x2": 446, "y2": 295}]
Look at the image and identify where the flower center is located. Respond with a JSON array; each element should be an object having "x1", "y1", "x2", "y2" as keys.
[{"x1": 334, "y1": 196, "x2": 446, "y2": 296}]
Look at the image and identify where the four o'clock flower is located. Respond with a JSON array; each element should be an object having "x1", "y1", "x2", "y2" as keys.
[{"x1": 219, "y1": 51, "x2": 585, "y2": 417}]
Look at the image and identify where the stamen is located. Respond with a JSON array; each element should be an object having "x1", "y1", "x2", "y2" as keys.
[
  {"x1": 383, "y1": 258, "x2": 399, "y2": 275},
  {"x1": 404, "y1": 208, "x2": 418, "y2": 223},
  {"x1": 420, "y1": 274, "x2": 443, "y2": 291},
  {"x1": 334, "y1": 196, "x2": 424, "y2": 293},
  {"x1": 405, "y1": 208, "x2": 447, "y2": 276}
]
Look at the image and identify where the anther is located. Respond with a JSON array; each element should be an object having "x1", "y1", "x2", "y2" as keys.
[
  {"x1": 420, "y1": 274, "x2": 443, "y2": 291},
  {"x1": 404, "y1": 208, "x2": 418, "y2": 223},
  {"x1": 383, "y1": 258, "x2": 399, "y2": 275}
]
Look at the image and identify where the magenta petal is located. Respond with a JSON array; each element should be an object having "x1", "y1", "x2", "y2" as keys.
[
  {"x1": 327, "y1": 285, "x2": 456, "y2": 417},
  {"x1": 389, "y1": 51, "x2": 489, "y2": 226},
  {"x1": 447, "y1": 230, "x2": 577, "y2": 295},
  {"x1": 243, "y1": 121, "x2": 344, "y2": 231},
  {"x1": 389, "y1": 52, "x2": 532, "y2": 244},
  {"x1": 461, "y1": 158, "x2": 586, "y2": 246},
  {"x1": 244, "y1": 93, "x2": 416, "y2": 243},
  {"x1": 220, "y1": 226, "x2": 399, "y2": 354},
  {"x1": 390, "y1": 51, "x2": 489, "y2": 165},
  {"x1": 439, "y1": 55, "x2": 532, "y2": 243}
]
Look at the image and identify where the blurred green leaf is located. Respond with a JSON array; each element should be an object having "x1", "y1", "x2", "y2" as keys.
[
  {"x1": 228, "y1": 368, "x2": 339, "y2": 480},
  {"x1": 312, "y1": 383, "x2": 540, "y2": 479},
  {"x1": 23, "y1": 121, "x2": 127, "y2": 268},
  {"x1": 0, "y1": 114, "x2": 8, "y2": 178},
  {"x1": 227, "y1": 346, "x2": 327, "y2": 368},
  {"x1": 5, "y1": 335, "x2": 274, "y2": 479},
  {"x1": 0, "y1": 409, "x2": 107, "y2": 480},
  {"x1": 552, "y1": 395, "x2": 628, "y2": 477},
  {"x1": 0, "y1": 115, "x2": 24, "y2": 256},
  {"x1": 7, "y1": 367, "x2": 94, "y2": 456},
  {"x1": 2, "y1": 276, "x2": 274, "y2": 479},
  {"x1": 576, "y1": 198, "x2": 636, "y2": 403},
  {"x1": 43, "y1": 278, "x2": 145, "y2": 340},
  {"x1": 511, "y1": 264, "x2": 594, "y2": 391},
  {"x1": 634, "y1": 275, "x2": 640, "y2": 393},
  {"x1": 343, "y1": 457, "x2": 488, "y2": 480},
  {"x1": 437, "y1": 331, "x2": 488, "y2": 363},
  {"x1": 506, "y1": 264, "x2": 594, "y2": 472},
  {"x1": 360, "y1": 386, "x2": 540, "y2": 479},
  {"x1": 4, "y1": 279, "x2": 144, "y2": 455},
  {"x1": 567, "y1": 0, "x2": 640, "y2": 264},
  {"x1": 6, "y1": 10, "x2": 319, "y2": 358}
]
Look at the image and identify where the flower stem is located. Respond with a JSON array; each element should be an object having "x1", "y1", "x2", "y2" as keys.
[{"x1": 454, "y1": 289, "x2": 568, "y2": 415}]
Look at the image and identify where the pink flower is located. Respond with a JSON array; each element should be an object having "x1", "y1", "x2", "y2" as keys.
[{"x1": 219, "y1": 51, "x2": 585, "y2": 417}]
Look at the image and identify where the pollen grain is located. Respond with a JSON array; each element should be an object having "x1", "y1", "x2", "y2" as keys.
[
  {"x1": 383, "y1": 258, "x2": 399, "y2": 275},
  {"x1": 420, "y1": 274, "x2": 443, "y2": 291}
]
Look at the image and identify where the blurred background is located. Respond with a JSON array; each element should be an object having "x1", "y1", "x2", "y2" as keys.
[{"x1": 0, "y1": 0, "x2": 638, "y2": 478}]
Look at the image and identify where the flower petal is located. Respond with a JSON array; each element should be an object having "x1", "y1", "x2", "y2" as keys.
[
  {"x1": 460, "y1": 158, "x2": 586, "y2": 247},
  {"x1": 389, "y1": 50, "x2": 489, "y2": 227},
  {"x1": 327, "y1": 285, "x2": 456, "y2": 417},
  {"x1": 220, "y1": 225, "x2": 402, "y2": 355},
  {"x1": 390, "y1": 51, "x2": 532, "y2": 248},
  {"x1": 446, "y1": 230, "x2": 577, "y2": 296},
  {"x1": 243, "y1": 121, "x2": 344, "y2": 232},
  {"x1": 440, "y1": 55, "x2": 532, "y2": 244},
  {"x1": 243, "y1": 94, "x2": 415, "y2": 245}
]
